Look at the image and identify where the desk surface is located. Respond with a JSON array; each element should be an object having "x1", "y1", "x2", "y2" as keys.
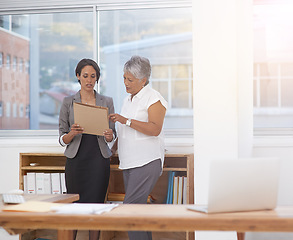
[{"x1": 1, "y1": 201, "x2": 293, "y2": 233}]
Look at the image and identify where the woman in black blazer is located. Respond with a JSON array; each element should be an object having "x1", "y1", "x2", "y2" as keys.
[{"x1": 58, "y1": 58, "x2": 116, "y2": 240}]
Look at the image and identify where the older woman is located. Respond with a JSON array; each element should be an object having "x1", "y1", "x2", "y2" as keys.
[{"x1": 109, "y1": 55, "x2": 167, "y2": 240}]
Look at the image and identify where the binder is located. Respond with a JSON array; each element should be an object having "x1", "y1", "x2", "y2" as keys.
[
  {"x1": 36, "y1": 173, "x2": 45, "y2": 194},
  {"x1": 183, "y1": 176, "x2": 187, "y2": 204},
  {"x1": 51, "y1": 173, "x2": 61, "y2": 194},
  {"x1": 178, "y1": 176, "x2": 183, "y2": 204},
  {"x1": 43, "y1": 173, "x2": 52, "y2": 194},
  {"x1": 172, "y1": 176, "x2": 179, "y2": 204},
  {"x1": 60, "y1": 172, "x2": 67, "y2": 194},
  {"x1": 27, "y1": 172, "x2": 36, "y2": 194},
  {"x1": 23, "y1": 175, "x2": 28, "y2": 194}
]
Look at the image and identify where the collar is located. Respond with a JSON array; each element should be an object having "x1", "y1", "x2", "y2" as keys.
[
  {"x1": 127, "y1": 84, "x2": 150, "y2": 101},
  {"x1": 73, "y1": 90, "x2": 97, "y2": 102}
]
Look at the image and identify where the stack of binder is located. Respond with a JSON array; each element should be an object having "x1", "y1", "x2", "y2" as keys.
[{"x1": 24, "y1": 172, "x2": 66, "y2": 194}]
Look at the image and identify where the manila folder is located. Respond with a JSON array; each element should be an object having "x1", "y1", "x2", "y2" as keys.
[{"x1": 73, "y1": 102, "x2": 109, "y2": 136}]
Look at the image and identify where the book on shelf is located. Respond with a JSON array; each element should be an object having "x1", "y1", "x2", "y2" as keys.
[
  {"x1": 182, "y1": 176, "x2": 187, "y2": 204},
  {"x1": 178, "y1": 176, "x2": 183, "y2": 204},
  {"x1": 165, "y1": 172, "x2": 187, "y2": 204},
  {"x1": 166, "y1": 171, "x2": 175, "y2": 204},
  {"x1": 173, "y1": 176, "x2": 179, "y2": 204}
]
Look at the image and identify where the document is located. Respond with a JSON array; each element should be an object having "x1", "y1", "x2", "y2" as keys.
[
  {"x1": 3, "y1": 201, "x2": 63, "y2": 212},
  {"x1": 51, "y1": 203, "x2": 119, "y2": 214},
  {"x1": 73, "y1": 102, "x2": 109, "y2": 136}
]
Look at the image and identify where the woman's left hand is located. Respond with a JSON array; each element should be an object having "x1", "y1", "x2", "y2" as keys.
[
  {"x1": 109, "y1": 113, "x2": 127, "y2": 124},
  {"x1": 103, "y1": 128, "x2": 114, "y2": 142}
]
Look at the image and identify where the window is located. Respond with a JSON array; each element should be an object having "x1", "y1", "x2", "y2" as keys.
[
  {"x1": 0, "y1": 102, "x2": 2, "y2": 117},
  {"x1": 0, "y1": 52, "x2": 2, "y2": 67},
  {"x1": 6, "y1": 102, "x2": 11, "y2": 118},
  {"x1": 253, "y1": 2, "x2": 293, "y2": 130},
  {"x1": 6, "y1": 54, "x2": 10, "y2": 69},
  {"x1": 100, "y1": 8, "x2": 193, "y2": 129},
  {"x1": 19, "y1": 103, "x2": 24, "y2": 118},
  {"x1": 19, "y1": 58, "x2": 23, "y2": 72},
  {"x1": 0, "y1": 12, "x2": 93, "y2": 130},
  {"x1": 13, "y1": 103, "x2": 17, "y2": 118},
  {"x1": 0, "y1": 2, "x2": 192, "y2": 131},
  {"x1": 13, "y1": 56, "x2": 17, "y2": 71}
]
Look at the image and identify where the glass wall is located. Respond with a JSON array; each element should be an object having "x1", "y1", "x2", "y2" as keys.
[
  {"x1": 99, "y1": 8, "x2": 193, "y2": 129},
  {"x1": 0, "y1": 12, "x2": 93, "y2": 130},
  {"x1": 0, "y1": 6, "x2": 193, "y2": 130},
  {"x1": 253, "y1": 2, "x2": 293, "y2": 129}
]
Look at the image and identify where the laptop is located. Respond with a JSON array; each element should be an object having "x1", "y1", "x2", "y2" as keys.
[{"x1": 187, "y1": 158, "x2": 280, "y2": 213}]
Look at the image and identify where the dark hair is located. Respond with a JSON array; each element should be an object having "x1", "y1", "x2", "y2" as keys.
[{"x1": 75, "y1": 58, "x2": 100, "y2": 84}]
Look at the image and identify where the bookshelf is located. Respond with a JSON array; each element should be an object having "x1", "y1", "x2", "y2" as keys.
[{"x1": 19, "y1": 152, "x2": 194, "y2": 240}]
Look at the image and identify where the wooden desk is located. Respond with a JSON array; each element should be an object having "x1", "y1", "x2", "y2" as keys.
[
  {"x1": 1, "y1": 202, "x2": 293, "y2": 240},
  {"x1": 0, "y1": 194, "x2": 79, "y2": 238}
]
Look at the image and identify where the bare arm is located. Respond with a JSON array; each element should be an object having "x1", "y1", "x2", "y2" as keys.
[{"x1": 109, "y1": 100, "x2": 166, "y2": 136}]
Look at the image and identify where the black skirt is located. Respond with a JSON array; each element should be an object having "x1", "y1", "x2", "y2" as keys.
[{"x1": 65, "y1": 134, "x2": 110, "y2": 203}]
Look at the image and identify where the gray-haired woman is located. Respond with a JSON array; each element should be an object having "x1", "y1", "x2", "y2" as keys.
[{"x1": 109, "y1": 55, "x2": 167, "y2": 240}]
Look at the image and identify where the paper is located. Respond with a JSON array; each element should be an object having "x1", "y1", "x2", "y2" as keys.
[
  {"x1": 51, "y1": 203, "x2": 119, "y2": 214},
  {"x1": 2, "y1": 201, "x2": 64, "y2": 212},
  {"x1": 73, "y1": 102, "x2": 109, "y2": 136}
]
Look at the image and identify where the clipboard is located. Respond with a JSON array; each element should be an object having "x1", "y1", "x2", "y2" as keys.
[{"x1": 73, "y1": 102, "x2": 109, "y2": 136}]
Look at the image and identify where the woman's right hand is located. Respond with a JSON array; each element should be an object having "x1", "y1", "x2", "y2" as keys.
[
  {"x1": 109, "y1": 113, "x2": 127, "y2": 125},
  {"x1": 61, "y1": 123, "x2": 84, "y2": 145},
  {"x1": 70, "y1": 123, "x2": 84, "y2": 137}
]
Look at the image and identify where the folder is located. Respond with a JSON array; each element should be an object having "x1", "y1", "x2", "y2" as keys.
[
  {"x1": 3, "y1": 201, "x2": 63, "y2": 212},
  {"x1": 73, "y1": 102, "x2": 109, "y2": 136}
]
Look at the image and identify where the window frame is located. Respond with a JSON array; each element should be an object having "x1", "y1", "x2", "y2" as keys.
[{"x1": 0, "y1": 0, "x2": 193, "y2": 138}]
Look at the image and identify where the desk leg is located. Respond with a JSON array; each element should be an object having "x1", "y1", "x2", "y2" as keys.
[
  {"x1": 237, "y1": 232, "x2": 245, "y2": 240},
  {"x1": 58, "y1": 230, "x2": 73, "y2": 240}
]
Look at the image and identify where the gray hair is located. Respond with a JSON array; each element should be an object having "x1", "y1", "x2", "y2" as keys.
[{"x1": 123, "y1": 55, "x2": 151, "y2": 85}]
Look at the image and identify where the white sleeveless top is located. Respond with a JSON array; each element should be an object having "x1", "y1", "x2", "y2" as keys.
[{"x1": 117, "y1": 84, "x2": 168, "y2": 170}]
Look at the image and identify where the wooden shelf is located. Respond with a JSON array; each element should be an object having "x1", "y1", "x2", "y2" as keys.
[
  {"x1": 19, "y1": 152, "x2": 194, "y2": 240},
  {"x1": 21, "y1": 166, "x2": 65, "y2": 171}
]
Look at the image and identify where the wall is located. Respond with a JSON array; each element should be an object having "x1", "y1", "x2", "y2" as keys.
[
  {"x1": 0, "y1": 133, "x2": 194, "y2": 194},
  {"x1": 192, "y1": 0, "x2": 253, "y2": 239}
]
